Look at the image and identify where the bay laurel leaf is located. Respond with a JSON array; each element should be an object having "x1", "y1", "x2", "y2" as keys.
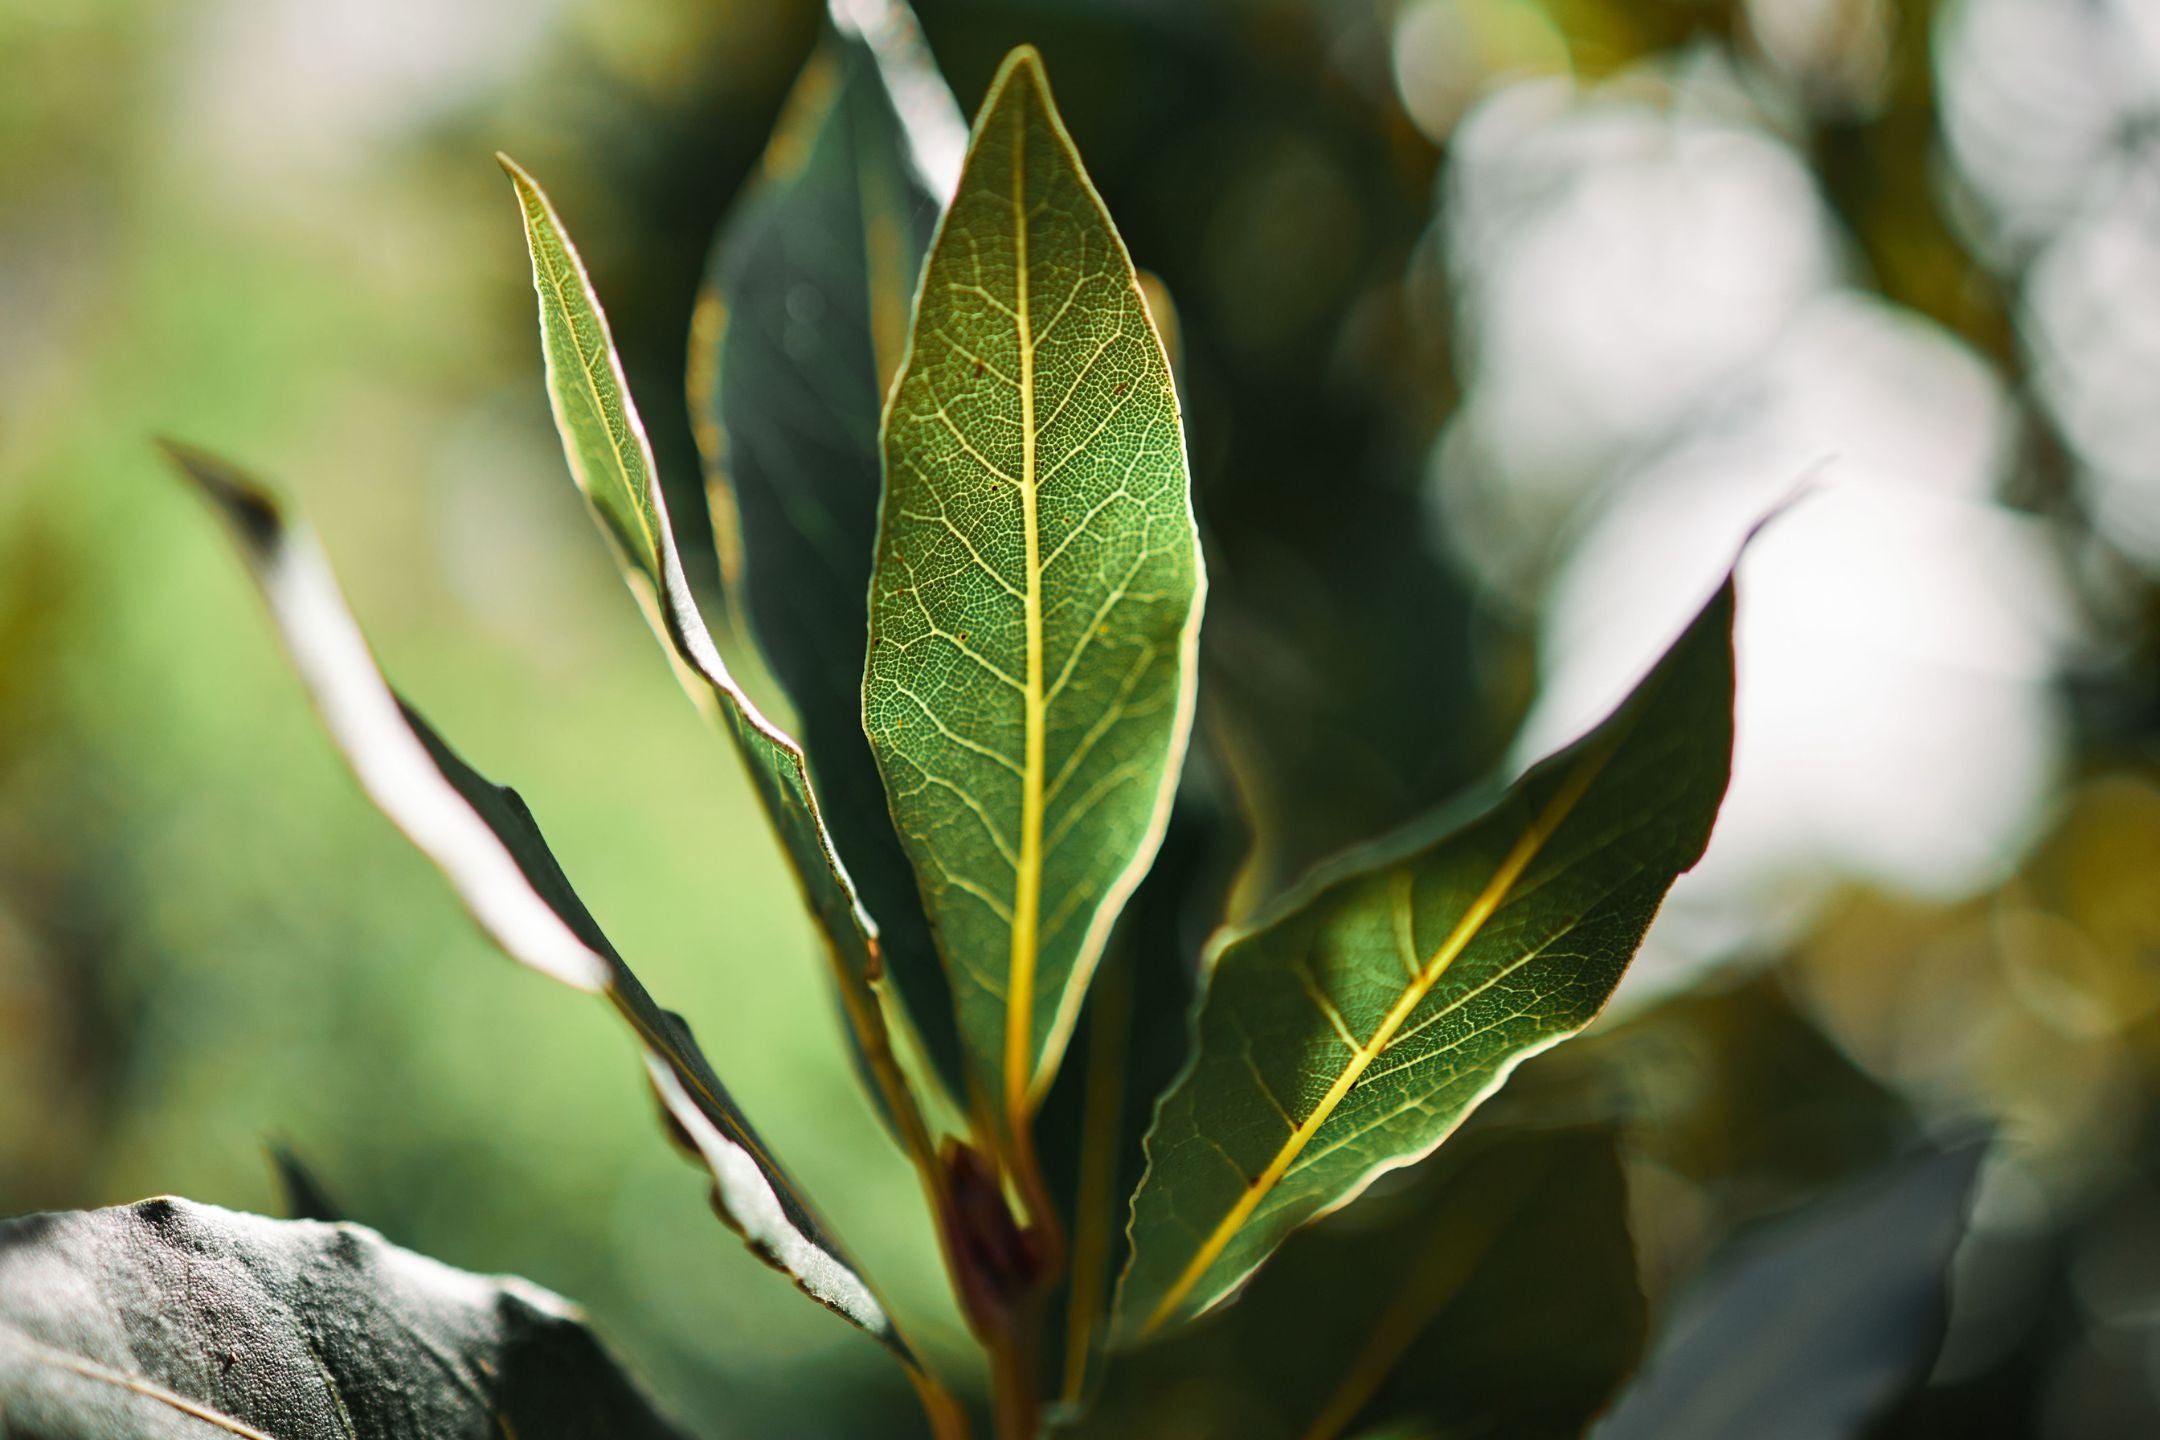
[
  {"x1": 161, "y1": 443, "x2": 907, "y2": 1360},
  {"x1": 865, "y1": 47, "x2": 1205, "y2": 1124},
  {"x1": 1116, "y1": 575, "x2": 1737, "y2": 1339}
]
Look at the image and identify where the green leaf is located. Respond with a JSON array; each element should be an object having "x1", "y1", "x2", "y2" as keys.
[
  {"x1": 1594, "y1": 1144, "x2": 1985, "y2": 1440},
  {"x1": 0, "y1": 1197, "x2": 685, "y2": 1440},
  {"x1": 1070, "y1": 1125, "x2": 1643, "y2": 1440},
  {"x1": 1116, "y1": 576, "x2": 1737, "y2": 1339},
  {"x1": 689, "y1": 0, "x2": 969, "y2": 1101},
  {"x1": 159, "y1": 443, "x2": 907, "y2": 1362},
  {"x1": 499, "y1": 156, "x2": 955, "y2": 1186},
  {"x1": 865, "y1": 46, "x2": 1205, "y2": 1120}
]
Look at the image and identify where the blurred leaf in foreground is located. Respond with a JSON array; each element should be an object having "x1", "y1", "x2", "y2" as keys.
[{"x1": 0, "y1": 1197, "x2": 686, "y2": 1440}]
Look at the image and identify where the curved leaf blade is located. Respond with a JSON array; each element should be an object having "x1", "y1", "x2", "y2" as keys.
[
  {"x1": 1116, "y1": 576, "x2": 1737, "y2": 1339},
  {"x1": 866, "y1": 47, "x2": 1205, "y2": 1118},
  {"x1": 498, "y1": 156, "x2": 915, "y2": 1107},
  {"x1": 0, "y1": 1197, "x2": 685, "y2": 1440},
  {"x1": 160, "y1": 443, "x2": 904, "y2": 1359},
  {"x1": 689, "y1": 0, "x2": 969, "y2": 1100}
]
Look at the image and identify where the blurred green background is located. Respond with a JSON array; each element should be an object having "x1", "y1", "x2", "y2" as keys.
[{"x1": 4, "y1": 0, "x2": 2160, "y2": 1436}]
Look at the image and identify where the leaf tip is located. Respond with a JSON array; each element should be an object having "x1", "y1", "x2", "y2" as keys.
[
  {"x1": 989, "y1": 42, "x2": 1051, "y2": 103},
  {"x1": 156, "y1": 438, "x2": 284, "y2": 554}
]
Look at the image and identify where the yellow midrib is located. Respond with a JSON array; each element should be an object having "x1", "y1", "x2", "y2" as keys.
[
  {"x1": 520, "y1": 185, "x2": 658, "y2": 563},
  {"x1": 1005, "y1": 95, "x2": 1047, "y2": 1130},
  {"x1": 1139, "y1": 748, "x2": 1611, "y2": 1335}
]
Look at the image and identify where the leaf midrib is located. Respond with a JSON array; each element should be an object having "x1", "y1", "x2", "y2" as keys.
[
  {"x1": 1138, "y1": 741, "x2": 1617, "y2": 1335},
  {"x1": 1006, "y1": 92, "x2": 1048, "y2": 1128}
]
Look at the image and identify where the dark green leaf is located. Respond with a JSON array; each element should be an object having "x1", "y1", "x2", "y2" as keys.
[
  {"x1": 1117, "y1": 577, "x2": 1736, "y2": 1338},
  {"x1": 0, "y1": 1197, "x2": 685, "y2": 1439},
  {"x1": 1593, "y1": 1144, "x2": 1985, "y2": 1440},
  {"x1": 1072, "y1": 1125, "x2": 1643, "y2": 1440},
  {"x1": 866, "y1": 46, "x2": 1205, "y2": 1121},
  {"x1": 266, "y1": 1144, "x2": 344, "y2": 1224},
  {"x1": 689, "y1": 0, "x2": 969, "y2": 1102},
  {"x1": 160, "y1": 442, "x2": 906, "y2": 1361}
]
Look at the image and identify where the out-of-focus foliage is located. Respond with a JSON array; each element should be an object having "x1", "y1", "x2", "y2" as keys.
[
  {"x1": 5, "y1": 0, "x2": 2160, "y2": 1435},
  {"x1": 0, "y1": 1198, "x2": 689, "y2": 1440}
]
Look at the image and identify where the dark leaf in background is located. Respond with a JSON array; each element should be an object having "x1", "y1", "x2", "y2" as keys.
[
  {"x1": 1119, "y1": 575, "x2": 1736, "y2": 1338},
  {"x1": 690, "y1": 0, "x2": 971, "y2": 1104},
  {"x1": 0, "y1": 1198, "x2": 686, "y2": 1440},
  {"x1": 1594, "y1": 1143, "x2": 1986, "y2": 1440},
  {"x1": 162, "y1": 443, "x2": 906, "y2": 1362},
  {"x1": 266, "y1": 1144, "x2": 345, "y2": 1225},
  {"x1": 1071, "y1": 1125, "x2": 1643, "y2": 1440},
  {"x1": 1037, "y1": 751, "x2": 1248, "y2": 1400}
]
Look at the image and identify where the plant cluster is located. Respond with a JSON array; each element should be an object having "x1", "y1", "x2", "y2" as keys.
[{"x1": 0, "y1": 6, "x2": 1982, "y2": 1438}]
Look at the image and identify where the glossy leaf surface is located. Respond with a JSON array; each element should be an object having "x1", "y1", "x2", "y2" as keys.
[
  {"x1": 866, "y1": 47, "x2": 1204, "y2": 1117},
  {"x1": 1594, "y1": 1144, "x2": 1984, "y2": 1440},
  {"x1": 162, "y1": 444, "x2": 902, "y2": 1358},
  {"x1": 1074, "y1": 1126, "x2": 1642, "y2": 1440},
  {"x1": 0, "y1": 1198, "x2": 686, "y2": 1440},
  {"x1": 1118, "y1": 577, "x2": 1736, "y2": 1338},
  {"x1": 690, "y1": 0, "x2": 968, "y2": 1097}
]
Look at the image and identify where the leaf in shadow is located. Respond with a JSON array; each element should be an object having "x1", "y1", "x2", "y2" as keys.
[
  {"x1": 1593, "y1": 1143, "x2": 1987, "y2": 1440},
  {"x1": 0, "y1": 1197, "x2": 686, "y2": 1439},
  {"x1": 1072, "y1": 1124, "x2": 1643, "y2": 1440},
  {"x1": 689, "y1": 0, "x2": 971, "y2": 1104},
  {"x1": 266, "y1": 1144, "x2": 344, "y2": 1225}
]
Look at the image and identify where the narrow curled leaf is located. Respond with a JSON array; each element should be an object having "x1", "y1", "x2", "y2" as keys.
[
  {"x1": 499, "y1": 155, "x2": 916, "y2": 1116},
  {"x1": 161, "y1": 443, "x2": 903, "y2": 1359},
  {"x1": 866, "y1": 46, "x2": 1205, "y2": 1118},
  {"x1": 0, "y1": 1198, "x2": 686, "y2": 1440},
  {"x1": 1117, "y1": 576, "x2": 1737, "y2": 1339},
  {"x1": 689, "y1": 0, "x2": 969, "y2": 1099},
  {"x1": 1593, "y1": 1144, "x2": 1985, "y2": 1440},
  {"x1": 1072, "y1": 1126, "x2": 1642, "y2": 1440}
]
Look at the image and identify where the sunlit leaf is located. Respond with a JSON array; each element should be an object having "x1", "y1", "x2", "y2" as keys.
[
  {"x1": 865, "y1": 46, "x2": 1205, "y2": 1122},
  {"x1": 689, "y1": 0, "x2": 969, "y2": 1099},
  {"x1": 0, "y1": 1198, "x2": 686, "y2": 1440},
  {"x1": 161, "y1": 443, "x2": 906, "y2": 1360},
  {"x1": 1071, "y1": 1125, "x2": 1642, "y2": 1440},
  {"x1": 499, "y1": 156, "x2": 943, "y2": 1160},
  {"x1": 1117, "y1": 576, "x2": 1736, "y2": 1338},
  {"x1": 1594, "y1": 1144, "x2": 1985, "y2": 1440}
]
